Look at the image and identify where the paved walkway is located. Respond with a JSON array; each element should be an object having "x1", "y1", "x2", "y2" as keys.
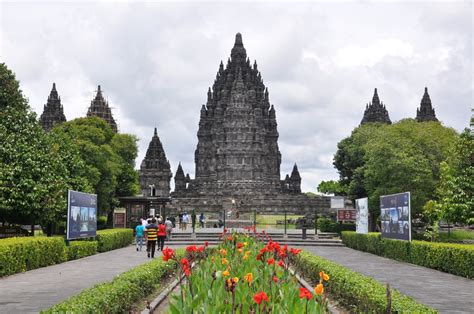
[
  {"x1": 0, "y1": 245, "x2": 183, "y2": 314},
  {"x1": 304, "y1": 246, "x2": 474, "y2": 313}
]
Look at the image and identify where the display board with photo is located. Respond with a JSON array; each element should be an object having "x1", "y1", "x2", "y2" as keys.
[
  {"x1": 380, "y1": 192, "x2": 411, "y2": 241},
  {"x1": 67, "y1": 190, "x2": 97, "y2": 240}
]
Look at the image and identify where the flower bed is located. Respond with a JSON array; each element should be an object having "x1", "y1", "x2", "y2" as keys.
[
  {"x1": 342, "y1": 231, "x2": 474, "y2": 278},
  {"x1": 163, "y1": 229, "x2": 330, "y2": 313}
]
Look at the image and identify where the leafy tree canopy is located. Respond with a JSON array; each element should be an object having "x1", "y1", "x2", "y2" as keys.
[{"x1": 317, "y1": 180, "x2": 345, "y2": 195}]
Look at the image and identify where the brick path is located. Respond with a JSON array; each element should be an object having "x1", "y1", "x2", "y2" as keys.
[{"x1": 304, "y1": 246, "x2": 474, "y2": 313}]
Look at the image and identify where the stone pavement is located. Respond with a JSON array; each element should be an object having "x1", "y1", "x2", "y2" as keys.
[
  {"x1": 304, "y1": 246, "x2": 474, "y2": 313},
  {"x1": 0, "y1": 245, "x2": 183, "y2": 314}
]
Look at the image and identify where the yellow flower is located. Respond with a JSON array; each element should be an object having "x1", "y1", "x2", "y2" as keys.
[
  {"x1": 221, "y1": 258, "x2": 228, "y2": 265},
  {"x1": 211, "y1": 256, "x2": 215, "y2": 262},
  {"x1": 220, "y1": 249, "x2": 227, "y2": 257},
  {"x1": 319, "y1": 271, "x2": 330, "y2": 282},
  {"x1": 243, "y1": 242, "x2": 248, "y2": 247},
  {"x1": 233, "y1": 277, "x2": 239, "y2": 283},
  {"x1": 314, "y1": 283, "x2": 324, "y2": 295},
  {"x1": 244, "y1": 272, "x2": 253, "y2": 284}
]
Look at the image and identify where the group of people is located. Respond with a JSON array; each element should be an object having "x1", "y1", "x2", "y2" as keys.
[{"x1": 135, "y1": 216, "x2": 173, "y2": 258}]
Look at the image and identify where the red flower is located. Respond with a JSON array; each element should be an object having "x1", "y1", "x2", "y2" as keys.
[
  {"x1": 256, "y1": 252, "x2": 263, "y2": 261},
  {"x1": 184, "y1": 266, "x2": 191, "y2": 277},
  {"x1": 186, "y1": 245, "x2": 198, "y2": 253},
  {"x1": 267, "y1": 258, "x2": 275, "y2": 265},
  {"x1": 180, "y1": 258, "x2": 190, "y2": 268},
  {"x1": 237, "y1": 242, "x2": 243, "y2": 249},
  {"x1": 299, "y1": 287, "x2": 313, "y2": 300},
  {"x1": 227, "y1": 235, "x2": 233, "y2": 241},
  {"x1": 278, "y1": 260, "x2": 285, "y2": 268},
  {"x1": 272, "y1": 275, "x2": 279, "y2": 283},
  {"x1": 162, "y1": 247, "x2": 175, "y2": 262},
  {"x1": 204, "y1": 241, "x2": 209, "y2": 247},
  {"x1": 253, "y1": 291, "x2": 269, "y2": 305},
  {"x1": 290, "y1": 248, "x2": 301, "y2": 256},
  {"x1": 198, "y1": 246, "x2": 205, "y2": 253},
  {"x1": 224, "y1": 227, "x2": 228, "y2": 234}
]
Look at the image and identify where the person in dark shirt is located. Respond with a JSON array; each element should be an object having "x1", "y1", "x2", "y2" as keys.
[{"x1": 145, "y1": 218, "x2": 158, "y2": 258}]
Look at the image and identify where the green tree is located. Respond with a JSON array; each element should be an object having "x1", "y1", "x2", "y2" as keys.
[
  {"x1": 0, "y1": 63, "x2": 28, "y2": 111},
  {"x1": 317, "y1": 180, "x2": 345, "y2": 195},
  {"x1": 52, "y1": 117, "x2": 139, "y2": 216},
  {"x1": 334, "y1": 119, "x2": 457, "y2": 229},
  {"x1": 435, "y1": 129, "x2": 474, "y2": 225}
]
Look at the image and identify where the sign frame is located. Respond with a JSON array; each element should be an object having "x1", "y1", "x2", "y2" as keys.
[
  {"x1": 67, "y1": 190, "x2": 98, "y2": 240},
  {"x1": 355, "y1": 197, "x2": 369, "y2": 234},
  {"x1": 380, "y1": 192, "x2": 411, "y2": 241}
]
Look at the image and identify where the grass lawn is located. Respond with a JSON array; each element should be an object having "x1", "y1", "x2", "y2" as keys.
[
  {"x1": 438, "y1": 229, "x2": 474, "y2": 241},
  {"x1": 256, "y1": 214, "x2": 304, "y2": 226}
]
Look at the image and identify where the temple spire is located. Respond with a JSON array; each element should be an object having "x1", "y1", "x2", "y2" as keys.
[
  {"x1": 416, "y1": 87, "x2": 438, "y2": 122},
  {"x1": 372, "y1": 88, "x2": 380, "y2": 105},
  {"x1": 39, "y1": 82, "x2": 66, "y2": 132},
  {"x1": 360, "y1": 88, "x2": 391, "y2": 125},
  {"x1": 86, "y1": 84, "x2": 118, "y2": 132}
]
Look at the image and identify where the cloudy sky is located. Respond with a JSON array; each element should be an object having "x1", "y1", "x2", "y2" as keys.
[{"x1": 1, "y1": 0, "x2": 472, "y2": 192}]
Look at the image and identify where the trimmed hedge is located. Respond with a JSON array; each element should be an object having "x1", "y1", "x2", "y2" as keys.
[
  {"x1": 0, "y1": 237, "x2": 67, "y2": 277},
  {"x1": 294, "y1": 251, "x2": 436, "y2": 313},
  {"x1": 66, "y1": 241, "x2": 98, "y2": 261},
  {"x1": 43, "y1": 249, "x2": 184, "y2": 313},
  {"x1": 317, "y1": 218, "x2": 355, "y2": 233},
  {"x1": 342, "y1": 231, "x2": 474, "y2": 278},
  {"x1": 0, "y1": 229, "x2": 134, "y2": 277},
  {"x1": 96, "y1": 229, "x2": 133, "y2": 252}
]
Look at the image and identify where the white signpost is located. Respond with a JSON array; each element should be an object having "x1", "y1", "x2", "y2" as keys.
[{"x1": 355, "y1": 197, "x2": 368, "y2": 234}]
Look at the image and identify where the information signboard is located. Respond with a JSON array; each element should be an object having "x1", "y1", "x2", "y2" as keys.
[
  {"x1": 355, "y1": 197, "x2": 368, "y2": 234},
  {"x1": 337, "y1": 209, "x2": 356, "y2": 222},
  {"x1": 380, "y1": 192, "x2": 411, "y2": 241},
  {"x1": 67, "y1": 190, "x2": 97, "y2": 240}
]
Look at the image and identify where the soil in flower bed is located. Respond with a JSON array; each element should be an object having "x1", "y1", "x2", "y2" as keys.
[{"x1": 129, "y1": 274, "x2": 176, "y2": 313}]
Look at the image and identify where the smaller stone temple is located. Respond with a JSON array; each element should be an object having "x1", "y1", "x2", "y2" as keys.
[
  {"x1": 39, "y1": 83, "x2": 66, "y2": 132},
  {"x1": 360, "y1": 88, "x2": 392, "y2": 125},
  {"x1": 139, "y1": 128, "x2": 172, "y2": 197},
  {"x1": 416, "y1": 87, "x2": 438, "y2": 122},
  {"x1": 86, "y1": 85, "x2": 118, "y2": 132}
]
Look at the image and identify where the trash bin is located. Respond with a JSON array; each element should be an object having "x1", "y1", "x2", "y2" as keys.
[{"x1": 302, "y1": 227, "x2": 307, "y2": 239}]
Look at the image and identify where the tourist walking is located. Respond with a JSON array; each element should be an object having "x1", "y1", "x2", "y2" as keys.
[
  {"x1": 157, "y1": 219, "x2": 166, "y2": 251},
  {"x1": 135, "y1": 222, "x2": 145, "y2": 251},
  {"x1": 165, "y1": 217, "x2": 173, "y2": 240},
  {"x1": 199, "y1": 213, "x2": 205, "y2": 228},
  {"x1": 145, "y1": 218, "x2": 158, "y2": 258},
  {"x1": 178, "y1": 213, "x2": 183, "y2": 230},
  {"x1": 182, "y1": 213, "x2": 189, "y2": 231}
]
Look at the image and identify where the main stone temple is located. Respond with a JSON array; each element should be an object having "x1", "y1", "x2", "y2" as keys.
[{"x1": 171, "y1": 33, "x2": 329, "y2": 213}]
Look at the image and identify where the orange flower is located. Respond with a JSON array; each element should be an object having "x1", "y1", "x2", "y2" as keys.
[
  {"x1": 314, "y1": 283, "x2": 324, "y2": 295},
  {"x1": 244, "y1": 272, "x2": 253, "y2": 284},
  {"x1": 238, "y1": 248, "x2": 243, "y2": 253},
  {"x1": 220, "y1": 249, "x2": 227, "y2": 256},
  {"x1": 221, "y1": 258, "x2": 228, "y2": 265},
  {"x1": 319, "y1": 271, "x2": 329, "y2": 281},
  {"x1": 222, "y1": 269, "x2": 230, "y2": 277}
]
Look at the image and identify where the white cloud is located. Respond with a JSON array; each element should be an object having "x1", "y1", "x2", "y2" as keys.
[{"x1": 0, "y1": 1, "x2": 471, "y2": 193}]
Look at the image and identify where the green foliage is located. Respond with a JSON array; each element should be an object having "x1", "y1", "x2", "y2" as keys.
[
  {"x1": 437, "y1": 229, "x2": 474, "y2": 242},
  {"x1": 0, "y1": 63, "x2": 28, "y2": 111},
  {"x1": 52, "y1": 118, "x2": 139, "y2": 215},
  {"x1": 43, "y1": 250, "x2": 182, "y2": 313},
  {"x1": 317, "y1": 218, "x2": 355, "y2": 233},
  {"x1": 334, "y1": 120, "x2": 458, "y2": 223},
  {"x1": 293, "y1": 251, "x2": 435, "y2": 313},
  {"x1": 434, "y1": 129, "x2": 474, "y2": 225},
  {"x1": 316, "y1": 180, "x2": 345, "y2": 195},
  {"x1": 96, "y1": 229, "x2": 133, "y2": 252},
  {"x1": 66, "y1": 241, "x2": 98, "y2": 261},
  {"x1": 342, "y1": 231, "x2": 474, "y2": 278},
  {"x1": 0, "y1": 237, "x2": 67, "y2": 277},
  {"x1": 97, "y1": 215, "x2": 108, "y2": 230}
]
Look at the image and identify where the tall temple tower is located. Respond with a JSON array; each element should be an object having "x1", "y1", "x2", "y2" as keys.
[
  {"x1": 172, "y1": 33, "x2": 329, "y2": 214},
  {"x1": 86, "y1": 85, "x2": 118, "y2": 132},
  {"x1": 360, "y1": 88, "x2": 392, "y2": 125},
  {"x1": 185, "y1": 33, "x2": 282, "y2": 196},
  {"x1": 416, "y1": 87, "x2": 438, "y2": 122},
  {"x1": 39, "y1": 83, "x2": 66, "y2": 131},
  {"x1": 139, "y1": 128, "x2": 172, "y2": 197}
]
